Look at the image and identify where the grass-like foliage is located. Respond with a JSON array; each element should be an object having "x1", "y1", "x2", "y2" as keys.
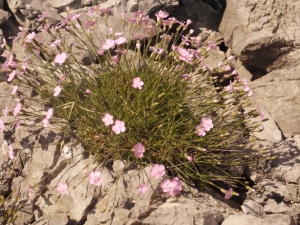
[{"x1": 1, "y1": 6, "x2": 264, "y2": 197}]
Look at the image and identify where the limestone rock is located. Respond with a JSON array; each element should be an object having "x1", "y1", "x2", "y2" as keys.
[
  {"x1": 250, "y1": 63, "x2": 300, "y2": 136},
  {"x1": 251, "y1": 107, "x2": 283, "y2": 143},
  {"x1": 265, "y1": 214, "x2": 296, "y2": 225},
  {"x1": 264, "y1": 199, "x2": 291, "y2": 214},
  {"x1": 22, "y1": 125, "x2": 63, "y2": 190},
  {"x1": 241, "y1": 200, "x2": 264, "y2": 217},
  {"x1": 222, "y1": 213, "x2": 296, "y2": 225},
  {"x1": 219, "y1": 0, "x2": 300, "y2": 73},
  {"x1": 47, "y1": 0, "x2": 93, "y2": 12},
  {"x1": 170, "y1": 0, "x2": 222, "y2": 33},
  {"x1": 41, "y1": 144, "x2": 114, "y2": 222},
  {"x1": 7, "y1": 0, "x2": 61, "y2": 30},
  {"x1": 0, "y1": 9, "x2": 11, "y2": 26},
  {"x1": 222, "y1": 214, "x2": 266, "y2": 225},
  {"x1": 283, "y1": 163, "x2": 300, "y2": 183}
]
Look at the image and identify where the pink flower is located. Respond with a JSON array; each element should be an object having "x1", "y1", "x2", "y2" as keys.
[
  {"x1": 86, "y1": 89, "x2": 91, "y2": 94},
  {"x1": 26, "y1": 32, "x2": 37, "y2": 43},
  {"x1": 182, "y1": 73, "x2": 192, "y2": 81},
  {"x1": 111, "y1": 55, "x2": 119, "y2": 63},
  {"x1": 50, "y1": 39, "x2": 61, "y2": 47},
  {"x1": 207, "y1": 41, "x2": 217, "y2": 50},
  {"x1": 225, "y1": 65, "x2": 231, "y2": 71},
  {"x1": 138, "y1": 184, "x2": 148, "y2": 194},
  {"x1": 53, "y1": 85, "x2": 62, "y2": 97},
  {"x1": 196, "y1": 117, "x2": 213, "y2": 136},
  {"x1": 149, "y1": 46, "x2": 164, "y2": 54},
  {"x1": 15, "y1": 119, "x2": 21, "y2": 129},
  {"x1": 28, "y1": 185, "x2": 35, "y2": 195},
  {"x1": 224, "y1": 188, "x2": 233, "y2": 200},
  {"x1": 226, "y1": 81, "x2": 234, "y2": 93},
  {"x1": 258, "y1": 108, "x2": 264, "y2": 120},
  {"x1": 176, "y1": 47, "x2": 193, "y2": 63},
  {"x1": 102, "y1": 113, "x2": 113, "y2": 126},
  {"x1": 132, "y1": 77, "x2": 144, "y2": 90},
  {"x1": 112, "y1": 120, "x2": 126, "y2": 134},
  {"x1": 57, "y1": 182, "x2": 68, "y2": 195},
  {"x1": 7, "y1": 70, "x2": 16, "y2": 82},
  {"x1": 228, "y1": 55, "x2": 235, "y2": 60},
  {"x1": 42, "y1": 118, "x2": 49, "y2": 127},
  {"x1": 59, "y1": 73, "x2": 66, "y2": 83},
  {"x1": 12, "y1": 85, "x2": 18, "y2": 95},
  {"x1": 134, "y1": 142, "x2": 145, "y2": 158},
  {"x1": 155, "y1": 10, "x2": 169, "y2": 20},
  {"x1": 201, "y1": 117, "x2": 213, "y2": 131},
  {"x1": 160, "y1": 177, "x2": 182, "y2": 195},
  {"x1": 54, "y1": 52, "x2": 67, "y2": 65},
  {"x1": 187, "y1": 156, "x2": 193, "y2": 161},
  {"x1": 0, "y1": 119, "x2": 4, "y2": 132},
  {"x1": 84, "y1": 20, "x2": 96, "y2": 29},
  {"x1": 247, "y1": 90, "x2": 254, "y2": 97},
  {"x1": 114, "y1": 32, "x2": 124, "y2": 36},
  {"x1": 3, "y1": 107, "x2": 8, "y2": 117},
  {"x1": 232, "y1": 70, "x2": 238, "y2": 75},
  {"x1": 22, "y1": 59, "x2": 28, "y2": 71},
  {"x1": 43, "y1": 108, "x2": 53, "y2": 127},
  {"x1": 102, "y1": 39, "x2": 115, "y2": 50},
  {"x1": 88, "y1": 170, "x2": 104, "y2": 186},
  {"x1": 8, "y1": 144, "x2": 14, "y2": 159},
  {"x1": 97, "y1": 49, "x2": 104, "y2": 55},
  {"x1": 115, "y1": 37, "x2": 126, "y2": 45},
  {"x1": 38, "y1": 12, "x2": 49, "y2": 22},
  {"x1": 186, "y1": 19, "x2": 192, "y2": 25},
  {"x1": 150, "y1": 164, "x2": 165, "y2": 179},
  {"x1": 196, "y1": 127, "x2": 206, "y2": 136},
  {"x1": 13, "y1": 102, "x2": 21, "y2": 116}
]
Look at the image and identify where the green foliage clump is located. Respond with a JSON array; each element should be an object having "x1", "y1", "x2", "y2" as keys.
[{"x1": 3, "y1": 7, "x2": 263, "y2": 194}]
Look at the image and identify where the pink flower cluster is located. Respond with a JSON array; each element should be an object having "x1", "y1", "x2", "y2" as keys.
[
  {"x1": 238, "y1": 78, "x2": 253, "y2": 97},
  {"x1": 88, "y1": 170, "x2": 104, "y2": 186},
  {"x1": 160, "y1": 177, "x2": 182, "y2": 195},
  {"x1": 196, "y1": 117, "x2": 213, "y2": 136},
  {"x1": 150, "y1": 164, "x2": 165, "y2": 179},
  {"x1": 101, "y1": 113, "x2": 126, "y2": 134},
  {"x1": 134, "y1": 142, "x2": 145, "y2": 158},
  {"x1": 57, "y1": 182, "x2": 68, "y2": 195},
  {"x1": 132, "y1": 77, "x2": 144, "y2": 90},
  {"x1": 101, "y1": 36, "x2": 126, "y2": 50},
  {"x1": 138, "y1": 164, "x2": 183, "y2": 196}
]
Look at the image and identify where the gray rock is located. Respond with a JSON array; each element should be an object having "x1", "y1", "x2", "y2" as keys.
[
  {"x1": 250, "y1": 179, "x2": 290, "y2": 203},
  {"x1": 219, "y1": 0, "x2": 300, "y2": 136},
  {"x1": 250, "y1": 64, "x2": 300, "y2": 136},
  {"x1": 47, "y1": 0, "x2": 94, "y2": 12},
  {"x1": 41, "y1": 144, "x2": 114, "y2": 222},
  {"x1": 264, "y1": 199, "x2": 291, "y2": 214},
  {"x1": 283, "y1": 163, "x2": 300, "y2": 183},
  {"x1": 222, "y1": 214, "x2": 266, "y2": 225},
  {"x1": 0, "y1": 9, "x2": 11, "y2": 26},
  {"x1": 219, "y1": 0, "x2": 300, "y2": 73},
  {"x1": 265, "y1": 214, "x2": 296, "y2": 225},
  {"x1": 251, "y1": 107, "x2": 283, "y2": 143},
  {"x1": 22, "y1": 125, "x2": 63, "y2": 190},
  {"x1": 241, "y1": 200, "x2": 264, "y2": 217},
  {"x1": 171, "y1": 0, "x2": 222, "y2": 33},
  {"x1": 7, "y1": 0, "x2": 61, "y2": 30}
]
